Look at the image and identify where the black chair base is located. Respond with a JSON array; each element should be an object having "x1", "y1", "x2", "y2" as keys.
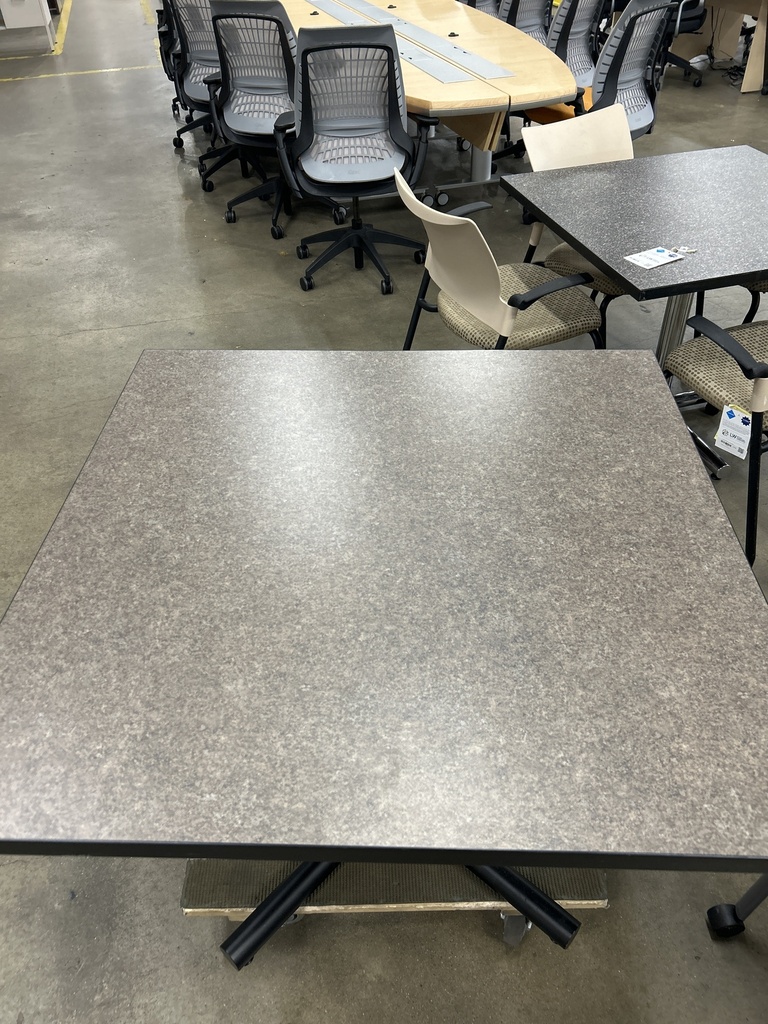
[
  {"x1": 665, "y1": 51, "x2": 704, "y2": 86},
  {"x1": 226, "y1": 177, "x2": 292, "y2": 239},
  {"x1": 295, "y1": 199, "x2": 425, "y2": 293}
]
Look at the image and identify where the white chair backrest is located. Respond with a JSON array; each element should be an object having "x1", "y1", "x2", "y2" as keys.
[
  {"x1": 521, "y1": 103, "x2": 633, "y2": 171},
  {"x1": 394, "y1": 169, "x2": 514, "y2": 339}
]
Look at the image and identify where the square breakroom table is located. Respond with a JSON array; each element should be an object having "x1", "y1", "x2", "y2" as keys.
[
  {"x1": 2, "y1": 350, "x2": 768, "y2": 951},
  {"x1": 500, "y1": 146, "x2": 768, "y2": 365}
]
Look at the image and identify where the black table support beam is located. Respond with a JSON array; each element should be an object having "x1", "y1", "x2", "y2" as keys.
[
  {"x1": 221, "y1": 861, "x2": 340, "y2": 969},
  {"x1": 466, "y1": 865, "x2": 581, "y2": 949}
]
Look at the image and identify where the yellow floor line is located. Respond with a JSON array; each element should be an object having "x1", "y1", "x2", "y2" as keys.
[
  {"x1": 0, "y1": 64, "x2": 156, "y2": 82},
  {"x1": 52, "y1": 0, "x2": 74, "y2": 55},
  {"x1": 139, "y1": 0, "x2": 156, "y2": 26}
]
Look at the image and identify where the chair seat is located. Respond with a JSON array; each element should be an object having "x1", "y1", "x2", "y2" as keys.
[
  {"x1": 664, "y1": 321, "x2": 768, "y2": 411},
  {"x1": 184, "y1": 58, "x2": 219, "y2": 105},
  {"x1": 544, "y1": 243, "x2": 626, "y2": 297},
  {"x1": 748, "y1": 279, "x2": 768, "y2": 294},
  {"x1": 525, "y1": 88, "x2": 593, "y2": 125},
  {"x1": 223, "y1": 87, "x2": 293, "y2": 137},
  {"x1": 437, "y1": 263, "x2": 601, "y2": 350},
  {"x1": 301, "y1": 132, "x2": 407, "y2": 184}
]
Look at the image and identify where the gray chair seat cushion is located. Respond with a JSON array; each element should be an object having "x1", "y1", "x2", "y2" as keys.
[
  {"x1": 223, "y1": 86, "x2": 293, "y2": 136},
  {"x1": 438, "y1": 263, "x2": 602, "y2": 350},
  {"x1": 300, "y1": 130, "x2": 407, "y2": 184},
  {"x1": 184, "y1": 59, "x2": 220, "y2": 105},
  {"x1": 544, "y1": 242, "x2": 625, "y2": 297},
  {"x1": 664, "y1": 320, "x2": 768, "y2": 411}
]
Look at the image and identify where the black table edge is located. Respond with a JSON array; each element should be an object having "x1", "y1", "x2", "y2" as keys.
[{"x1": 2, "y1": 838, "x2": 767, "y2": 873}]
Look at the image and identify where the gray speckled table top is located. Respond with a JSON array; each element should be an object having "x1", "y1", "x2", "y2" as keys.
[
  {"x1": 501, "y1": 146, "x2": 768, "y2": 300},
  {"x1": 2, "y1": 350, "x2": 768, "y2": 868}
]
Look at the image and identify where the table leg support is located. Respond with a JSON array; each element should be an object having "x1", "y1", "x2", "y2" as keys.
[
  {"x1": 656, "y1": 292, "x2": 694, "y2": 366},
  {"x1": 221, "y1": 861, "x2": 340, "y2": 969},
  {"x1": 466, "y1": 865, "x2": 580, "y2": 948},
  {"x1": 470, "y1": 146, "x2": 493, "y2": 183}
]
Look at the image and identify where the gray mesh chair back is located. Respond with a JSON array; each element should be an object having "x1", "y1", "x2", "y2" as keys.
[
  {"x1": 457, "y1": 0, "x2": 501, "y2": 14},
  {"x1": 546, "y1": 0, "x2": 604, "y2": 87},
  {"x1": 498, "y1": 0, "x2": 550, "y2": 42},
  {"x1": 211, "y1": 0, "x2": 295, "y2": 139},
  {"x1": 172, "y1": 0, "x2": 219, "y2": 106},
  {"x1": 292, "y1": 25, "x2": 413, "y2": 189},
  {"x1": 591, "y1": 0, "x2": 673, "y2": 138}
]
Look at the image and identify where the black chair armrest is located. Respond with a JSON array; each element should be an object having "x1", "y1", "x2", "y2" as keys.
[
  {"x1": 451, "y1": 201, "x2": 493, "y2": 217},
  {"x1": 203, "y1": 73, "x2": 222, "y2": 86},
  {"x1": 411, "y1": 114, "x2": 441, "y2": 128},
  {"x1": 274, "y1": 111, "x2": 296, "y2": 133},
  {"x1": 687, "y1": 316, "x2": 768, "y2": 379},
  {"x1": 508, "y1": 272, "x2": 594, "y2": 311}
]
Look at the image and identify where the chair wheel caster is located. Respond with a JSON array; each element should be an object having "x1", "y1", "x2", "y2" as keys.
[
  {"x1": 271, "y1": 224, "x2": 284, "y2": 240},
  {"x1": 300, "y1": 275, "x2": 314, "y2": 291},
  {"x1": 693, "y1": 77, "x2": 702, "y2": 87},
  {"x1": 456, "y1": 136, "x2": 471, "y2": 152},
  {"x1": 381, "y1": 279, "x2": 394, "y2": 295},
  {"x1": 203, "y1": 123, "x2": 212, "y2": 135},
  {"x1": 173, "y1": 137, "x2": 184, "y2": 149},
  {"x1": 421, "y1": 193, "x2": 435, "y2": 208},
  {"x1": 414, "y1": 249, "x2": 426, "y2": 264},
  {"x1": 707, "y1": 903, "x2": 745, "y2": 939},
  {"x1": 185, "y1": 113, "x2": 194, "y2": 124},
  {"x1": 436, "y1": 191, "x2": 449, "y2": 207},
  {"x1": 225, "y1": 209, "x2": 237, "y2": 224},
  {"x1": 333, "y1": 207, "x2": 347, "y2": 225},
  {"x1": 296, "y1": 244, "x2": 310, "y2": 259},
  {"x1": 201, "y1": 179, "x2": 214, "y2": 192}
]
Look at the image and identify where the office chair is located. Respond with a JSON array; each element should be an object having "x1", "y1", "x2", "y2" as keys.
[
  {"x1": 157, "y1": 0, "x2": 184, "y2": 117},
  {"x1": 662, "y1": 0, "x2": 707, "y2": 86},
  {"x1": 497, "y1": 0, "x2": 550, "y2": 42},
  {"x1": 458, "y1": 0, "x2": 501, "y2": 16},
  {"x1": 169, "y1": 0, "x2": 222, "y2": 150},
  {"x1": 493, "y1": 0, "x2": 605, "y2": 161},
  {"x1": 394, "y1": 169, "x2": 604, "y2": 352},
  {"x1": 524, "y1": 0, "x2": 674, "y2": 139},
  {"x1": 521, "y1": 105, "x2": 634, "y2": 341},
  {"x1": 665, "y1": 316, "x2": 768, "y2": 565},
  {"x1": 274, "y1": 25, "x2": 435, "y2": 293},
  {"x1": 206, "y1": 0, "x2": 295, "y2": 236}
]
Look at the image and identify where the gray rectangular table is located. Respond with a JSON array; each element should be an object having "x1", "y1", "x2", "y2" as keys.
[
  {"x1": 1, "y1": 349, "x2": 768, "y2": 874},
  {"x1": 500, "y1": 146, "x2": 768, "y2": 365}
]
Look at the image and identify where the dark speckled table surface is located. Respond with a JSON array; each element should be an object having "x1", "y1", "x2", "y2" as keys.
[
  {"x1": 501, "y1": 146, "x2": 768, "y2": 301},
  {"x1": 1, "y1": 350, "x2": 767, "y2": 868}
]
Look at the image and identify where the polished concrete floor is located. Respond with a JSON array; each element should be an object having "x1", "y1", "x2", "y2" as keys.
[{"x1": 2, "y1": 1, "x2": 768, "y2": 1021}]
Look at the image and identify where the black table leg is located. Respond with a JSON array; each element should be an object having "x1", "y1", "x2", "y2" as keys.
[{"x1": 221, "y1": 861, "x2": 340, "y2": 969}]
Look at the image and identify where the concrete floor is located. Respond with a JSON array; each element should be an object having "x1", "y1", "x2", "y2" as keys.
[{"x1": 1, "y1": 1, "x2": 768, "y2": 1020}]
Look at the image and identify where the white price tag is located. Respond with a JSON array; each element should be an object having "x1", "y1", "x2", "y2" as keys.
[
  {"x1": 624, "y1": 247, "x2": 686, "y2": 269},
  {"x1": 714, "y1": 405, "x2": 751, "y2": 460}
]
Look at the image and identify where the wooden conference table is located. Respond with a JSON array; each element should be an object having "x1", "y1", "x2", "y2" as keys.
[
  {"x1": 2, "y1": 348, "x2": 768, "y2": 928},
  {"x1": 281, "y1": 0, "x2": 576, "y2": 177}
]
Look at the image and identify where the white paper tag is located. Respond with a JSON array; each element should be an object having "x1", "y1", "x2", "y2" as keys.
[
  {"x1": 714, "y1": 405, "x2": 751, "y2": 460},
  {"x1": 624, "y1": 247, "x2": 686, "y2": 269}
]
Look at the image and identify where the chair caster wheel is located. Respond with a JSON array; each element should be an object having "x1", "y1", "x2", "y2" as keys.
[
  {"x1": 333, "y1": 207, "x2": 346, "y2": 225},
  {"x1": 381, "y1": 279, "x2": 394, "y2": 295},
  {"x1": 203, "y1": 123, "x2": 212, "y2": 135},
  {"x1": 421, "y1": 192, "x2": 435, "y2": 208},
  {"x1": 693, "y1": 77, "x2": 702, "y2": 87},
  {"x1": 456, "y1": 136, "x2": 471, "y2": 152},
  {"x1": 300, "y1": 275, "x2": 314, "y2": 291},
  {"x1": 225, "y1": 209, "x2": 237, "y2": 224},
  {"x1": 436, "y1": 191, "x2": 449, "y2": 207},
  {"x1": 201, "y1": 179, "x2": 215, "y2": 192},
  {"x1": 296, "y1": 244, "x2": 310, "y2": 259},
  {"x1": 271, "y1": 224, "x2": 284, "y2": 240},
  {"x1": 173, "y1": 137, "x2": 184, "y2": 149},
  {"x1": 707, "y1": 903, "x2": 745, "y2": 939},
  {"x1": 414, "y1": 249, "x2": 426, "y2": 264},
  {"x1": 185, "y1": 113, "x2": 194, "y2": 124}
]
